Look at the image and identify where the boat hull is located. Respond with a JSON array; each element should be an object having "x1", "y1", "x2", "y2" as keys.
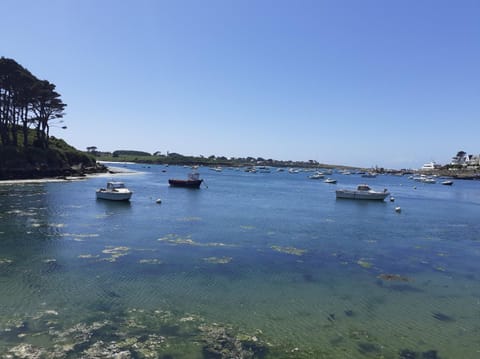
[
  {"x1": 96, "y1": 190, "x2": 132, "y2": 201},
  {"x1": 168, "y1": 179, "x2": 203, "y2": 188},
  {"x1": 336, "y1": 190, "x2": 389, "y2": 200}
]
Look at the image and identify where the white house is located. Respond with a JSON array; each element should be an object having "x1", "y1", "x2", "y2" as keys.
[
  {"x1": 451, "y1": 152, "x2": 469, "y2": 166},
  {"x1": 420, "y1": 161, "x2": 441, "y2": 171},
  {"x1": 450, "y1": 151, "x2": 480, "y2": 168}
]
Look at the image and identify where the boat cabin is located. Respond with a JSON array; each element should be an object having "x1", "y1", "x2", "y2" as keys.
[
  {"x1": 106, "y1": 182, "x2": 127, "y2": 190},
  {"x1": 188, "y1": 172, "x2": 200, "y2": 181},
  {"x1": 357, "y1": 184, "x2": 372, "y2": 191}
]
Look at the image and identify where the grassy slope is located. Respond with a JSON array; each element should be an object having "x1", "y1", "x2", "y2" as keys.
[{"x1": 0, "y1": 130, "x2": 98, "y2": 179}]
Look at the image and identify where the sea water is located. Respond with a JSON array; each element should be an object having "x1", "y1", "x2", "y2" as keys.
[{"x1": 0, "y1": 164, "x2": 479, "y2": 358}]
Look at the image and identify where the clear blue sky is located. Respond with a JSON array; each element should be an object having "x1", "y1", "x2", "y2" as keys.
[{"x1": 3, "y1": 0, "x2": 480, "y2": 168}]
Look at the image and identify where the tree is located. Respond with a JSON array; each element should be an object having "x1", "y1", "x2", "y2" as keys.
[
  {"x1": 0, "y1": 57, "x2": 67, "y2": 148},
  {"x1": 31, "y1": 80, "x2": 66, "y2": 148}
]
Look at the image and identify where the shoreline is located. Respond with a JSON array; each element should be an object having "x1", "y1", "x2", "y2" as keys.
[{"x1": 0, "y1": 165, "x2": 140, "y2": 185}]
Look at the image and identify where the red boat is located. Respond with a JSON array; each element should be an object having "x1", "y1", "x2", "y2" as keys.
[{"x1": 168, "y1": 172, "x2": 203, "y2": 188}]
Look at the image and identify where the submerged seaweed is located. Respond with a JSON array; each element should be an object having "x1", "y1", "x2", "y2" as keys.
[
  {"x1": 399, "y1": 349, "x2": 417, "y2": 359},
  {"x1": 200, "y1": 323, "x2": 268, "y2": 359},
  {"x1": 387, "y1": 284, "x2": 423, "y2": 293},
  {"x1": 432, "y1": 311, "x2": 455, "y2": 322},
  {"x1": 203, "y1": 256, "x2": 233, "y2": 264},
  {"x1": 1, "y1": 308, "x2": 270, "y2": 358},
  {"x1": 377, "y1": 273, "x2": 411, "y2": 282},
  {"x1": 270, "y1": 245, "x2": 307, "y2": 256},
  {"x1": 399, "y1": 349, "x2": 439, "y2": 359},
  {"x1": 357, "y1": 341, "x2": 381, "y2": 355}
]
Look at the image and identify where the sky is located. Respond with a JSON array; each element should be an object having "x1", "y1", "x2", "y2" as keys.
[{"x1": 3, "y1": 0, "x2": 480, "y2": 169}]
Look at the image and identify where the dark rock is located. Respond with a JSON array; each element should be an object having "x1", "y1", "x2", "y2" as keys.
[
  {"x1": 422, "y1": 350, "x2": 439, "y2": 359},
  {"x1": 357, "y1": 342, "x2": 381, "y2": 354},
  {"x1": 399, "y1": 349, "x2": 417, "y2": 359}
]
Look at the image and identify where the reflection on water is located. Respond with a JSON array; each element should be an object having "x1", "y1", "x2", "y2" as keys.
[{"x1": 0, "y1": 166, "x2": 480, "y2": 358}]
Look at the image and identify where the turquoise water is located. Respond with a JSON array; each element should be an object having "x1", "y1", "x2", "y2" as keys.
[{"x1": 1, "y1": 164, "x2": 480, "y2": 358}]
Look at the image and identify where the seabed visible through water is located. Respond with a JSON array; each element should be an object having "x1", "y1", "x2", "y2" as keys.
[{"x1": 1, "y1": 164, "x2": 479, "y2": 358}]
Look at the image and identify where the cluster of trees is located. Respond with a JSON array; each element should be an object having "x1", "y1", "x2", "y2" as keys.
[
  {"x1": 94, "y1": 149, "x2": 327, "y2": 168},
  {"x1": 0, "y1": 57, "x2": 66, "y2": 149},
  {"x1": 113, "y1": 150, "x2": 152, "y2": 157}
]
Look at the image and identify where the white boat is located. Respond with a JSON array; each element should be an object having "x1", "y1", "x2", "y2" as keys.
[
  {"x1": 336, "y1": 184, "x2": 390, "y2": 200},
  {"x1": 324, "y1": 178, "x2": 337, "y2": 184},
  {"x1": 309, "y1": 172, "x2": 324, "y2": 179},
  {"x1": 96, "y1": 182, "x2": 133, "y2": 201},
  {"x1": 412, "y1": 174, "x2": 436, "y2": 183}
]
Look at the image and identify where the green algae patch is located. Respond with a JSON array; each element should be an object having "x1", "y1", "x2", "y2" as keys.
[
  {"x1": 102, "y1": 246, "x2": 130, "y2": 254},
  {"x1": 203, "y1": 256, "x2": 233, "y2": 264},
  {"x1": 78, "y1": 254, "x2": 100, "y2": 259},
  {"x1": 240, "y1": 225, "x2": 255, "y2": 230},
  {"x1": 158, "y1": 233, "x2": 230, "y2": 247},
  {"x1": 357, "y1": 259, "x2": 373, "y2": 269},
  {"x1": 101, "y1": 246, "x2": 130, "y2": 262},
  {"x1": 271, "y1": 245, "x2": 307, "y2": 256},
  {"x1": 139, "y1": 259, "x2": 163, "y2": 265},
  {"x1": 0, "y1": 306, "x2": 272, "y2": 358},
  {"x1": 377, "y1": 273, "x2": 411, "y2": 282},
  {"x1": 158, "y1": 233, "x2": 196, "y2": 245}
]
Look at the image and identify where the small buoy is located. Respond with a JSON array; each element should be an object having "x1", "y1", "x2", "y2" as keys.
[
  {"x1": 395, "y1": 206, "x2": 401, "y2": 213},
  {"x1": 156, "y1": 198, "x2": 162, "y2": 204},
  {"x1": 390, "y1": 196, "x2": 395, "y2": 202}
]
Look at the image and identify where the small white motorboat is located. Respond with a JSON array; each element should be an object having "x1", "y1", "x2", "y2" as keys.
[
  {"x1": 309, "y1": 172, "x2": 325, "y2": 179},
  {"x1": 96, "y1": 182, "x2": 133, "y2": 201},
  {"x1": 324, "y1": 178, "x2": 337, "y2": 184},
  {"x1": 336, "y1": 184, "x2": 389, "y2": 201}
]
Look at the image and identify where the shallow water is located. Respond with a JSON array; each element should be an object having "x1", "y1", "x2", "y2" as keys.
[{"x1": 1, "y1": 164, "x2": 480, "y2": 358}]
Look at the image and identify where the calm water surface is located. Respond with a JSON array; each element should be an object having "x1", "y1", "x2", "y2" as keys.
[{"x1": 1, "y1": 164, "x2": 480, "y2": 358}]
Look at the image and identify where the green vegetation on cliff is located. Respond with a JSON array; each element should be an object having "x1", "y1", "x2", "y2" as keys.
[
  {"x1": 0, "y1": 131, "x2": 101, "y2": 180},
  {"x1": 0, "y1": 58, "x2": 104, "y2": 179}
]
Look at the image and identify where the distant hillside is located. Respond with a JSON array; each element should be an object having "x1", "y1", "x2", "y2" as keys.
[
  {"x1": 95, "y1": 150, "x2": 343, "y2": 169},
  {"x1": 113, "y1": 150, "x2": 152, "y2": 157}
]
